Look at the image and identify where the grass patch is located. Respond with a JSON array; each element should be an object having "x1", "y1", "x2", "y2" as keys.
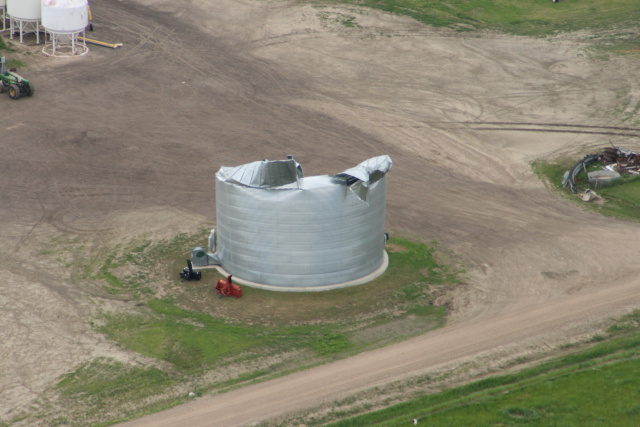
[
  {"x1": 531, "y1": 158, "x2": 573, "y2": 191},
  {"x1": 5, "y1": 58, "x2": 25, "y2": 69},
  {"x1": 98, "y1": 298, "x2": 351, "y2": 371},
  {"x1": 318, "y1": 0, "x2": 640, "y2": 38},
  {"x1": 57, "y1": 358, "x2": 174, "y2": 404},
  {"x1": 0, "y1": 37, "x2": 12, "y2": 53},
  {"x1": 532, "y1": 158, "x2": 640, "y2": 222},
  {"x1": 53, "y1": 358, "x2": 175, "y2": 425},
  {"x1": 325, "y1": 314, "x2": 640, "y2": 426},
  {"x1": 0, "y1": 37, "x2": 25, "y2": 67},
  {"x1": 314, "y1": 332, "x2": 351, "y2": 356},
  {"x1": 176, "y1": 237, "x2": 459, "y2": 328},
  {"x1": 37, "y1": 233, "x2": 459, "y2": 425},
  {"x1": 340, "y1": 356, "x2": 640, "y2": 426},
  {"x1": 318, "y1": 11, "x2": 362, "y2": 28},
  {"x1": 90, "y1": 232, "x2": 204, "y2": 298},
  {"x1": 96, "y1": 236, "x2": 459, "y2": 373}
]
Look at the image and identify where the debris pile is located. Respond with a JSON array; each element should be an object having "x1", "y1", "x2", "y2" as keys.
[
  {"x1": 600, "y1": 147, "x2": 640, "y2": 175},
  {"x1": 562, "y1": 146, "x2": 640, "y2": 194}
]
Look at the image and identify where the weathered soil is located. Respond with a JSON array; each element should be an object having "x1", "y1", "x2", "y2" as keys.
[{"x1": 2, "y1": 0, "x2": 640, "y2": 426}]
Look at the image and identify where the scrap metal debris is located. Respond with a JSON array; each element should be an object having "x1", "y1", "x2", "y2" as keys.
[
  {"x1": 600, "y1": 146, "x2": 640, "y2": 174},
  {"x1": 562, "y1": 146, "x2": 640, "y2": 194},
  {"x1": 581, "y1": 189, "x2": 599, "y2": 202}
]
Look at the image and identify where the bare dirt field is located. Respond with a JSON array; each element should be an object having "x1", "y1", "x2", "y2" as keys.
[{"x1": 2, "y1": 0, "x2": 640, "y2": 426}]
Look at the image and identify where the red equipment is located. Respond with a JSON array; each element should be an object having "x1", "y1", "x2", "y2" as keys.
[{"x1": 215, "y1": 275, "x2": 242, "y2": 298}]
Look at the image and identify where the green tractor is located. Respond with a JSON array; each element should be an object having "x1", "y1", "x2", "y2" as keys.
[{"x1": 0, "y1": 57, "x2": 34, "y2": 100}]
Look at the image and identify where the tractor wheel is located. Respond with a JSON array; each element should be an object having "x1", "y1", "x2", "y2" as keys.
[
  {"x1": 25, "y1": 83, "x2": 34, "y2": 97},
  {"x1": 8, "y1": 84, "x2": 21, "y2": 100}
]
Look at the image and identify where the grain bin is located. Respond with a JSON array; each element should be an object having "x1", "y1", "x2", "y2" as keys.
[{"x1": 213, "y1": 155, "x2": 392, "y2": 290}]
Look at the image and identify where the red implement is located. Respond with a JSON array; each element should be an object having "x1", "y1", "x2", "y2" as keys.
[{"x1": 215, "y1": 275, "x2": 242, "y2": 298}]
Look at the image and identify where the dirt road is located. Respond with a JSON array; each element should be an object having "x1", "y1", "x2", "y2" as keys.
[
  {"x1": 121, "y1": 275, "x2": 640, "y2": 427},
  {"x1": 2, "y1": 0, "x2": 640, "y2": 425}
]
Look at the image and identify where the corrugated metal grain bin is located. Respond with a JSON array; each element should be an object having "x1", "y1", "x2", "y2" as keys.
[{"x1": 214, "y1": 155, "x2": 392, "y2": 289}]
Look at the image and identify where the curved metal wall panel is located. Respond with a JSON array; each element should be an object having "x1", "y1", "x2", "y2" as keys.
[{"x1": 215, "y1": 161, "x2": 389, "y2": 288}]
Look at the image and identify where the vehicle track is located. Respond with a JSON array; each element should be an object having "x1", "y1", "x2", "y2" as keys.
[{"x1": 467, "y1": 121, "x2": 640, "y2": 138}]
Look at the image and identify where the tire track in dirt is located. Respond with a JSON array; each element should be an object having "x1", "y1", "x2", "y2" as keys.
[
  {"x1": 468, "y1": 122, "x2": 640, "y2": 131},
  {"x1": 470, "y1": 124, "x2": 640, "y2": 138}
]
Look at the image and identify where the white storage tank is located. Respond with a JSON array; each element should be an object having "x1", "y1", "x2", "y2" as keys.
[
  {"x1": 42, "y1": 0, "x2": 88, "y2": 33},
  {"x1": 7, "y1": 0, "x2": 42, "y2": 44},
  {"x1": 0, "y1": 0, "x2": 6, "y2": 33},
  {"x1": 7, "y1": 0, "x2": 41, "y2": 20},
  {"x1": 214, "y1": 155, "x2": 392, "y2": 290}
]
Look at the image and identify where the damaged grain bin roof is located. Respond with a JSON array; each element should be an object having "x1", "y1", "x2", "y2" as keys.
[
  {"x1": 214, "y1": 155, "x2": 392, "y2": 290},
  {"x1": 217, "y1": 156, "x2": 304, "y2": 189},
  {"x1": 336, "y1": 155, "x2": 393, "y2": 202}
]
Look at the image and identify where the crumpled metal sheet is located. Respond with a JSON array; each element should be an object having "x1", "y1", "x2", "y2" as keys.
[
  {"x1": 336, "y1": 155, "x2": 393, "y2": 202},
  {"x1": 337, "y1": 155, "x2": 393, "y2": 182},
  {"x1": 217, "y1": 158, "x2": 303, "y2": 189},
  {"x1": 562, "y1": 154, "x2": 599, "y2": 194},
  {"x1": 563, "y1": 146, "x2": 640, "y2": 194}
]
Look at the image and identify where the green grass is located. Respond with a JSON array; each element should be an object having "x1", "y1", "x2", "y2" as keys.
[
  {"x1": 175, "y1": 236, "x2": 456, "y2": 329},
  {"x1": 52, "y1": 358, "x2": 176, "y2": 426},
  {"x1": 0, "y1": 37, "x2": 9, "y2": 52},
  {"x1": 531, "y1": 158, "x2": 572, "y2": 190},
  {"x1": 98, "y1": 298, "x2": 350, "y2": 371},
  {"x1": 329, "y1": 357, "x2": 640, "y2": 426},
  {"x1": 0, "y1": 36, "x2": 24, "y2": 68},
  {"x1": 319, "y1": 0, "x2": 640, "y2": 37},
  {"x1": 323, "y1": 312, "x2": 640, "y2": 426},
  {"x1": 532, "y1": 158, "x2": 640, "y2": 222},
  {"x1": 95, "y1": 235, "x2": 457, "y2": 373},
  {"x1": 91, "y1": 232, "x2": 202, "y2": 298},
  {"x1": 32, "y1": 234, "x2": 457, "y2": 426},
  {"x1": 57, "y1": 358, "x2": 175, "y2": 407},
  {"x1": 314, "y1": 332, "x2": 352, "y2": 356},
  {"x1": 57, "y1": 226, "x2": 640, "y2": 426}
]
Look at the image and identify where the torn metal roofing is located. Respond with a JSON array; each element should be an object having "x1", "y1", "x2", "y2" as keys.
[
  {"x1": 336, "y1": 155, "x2": 393, "y2": 202},
  {"x1": 337, "y1": 155, "x2": 393, "y2": 183},
  {"x1": 217, "y1": 155, "x2": 392, "y2": 202},
  {"x1": 217, "y1": 157, "x2": 303, "y2": 189}
]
